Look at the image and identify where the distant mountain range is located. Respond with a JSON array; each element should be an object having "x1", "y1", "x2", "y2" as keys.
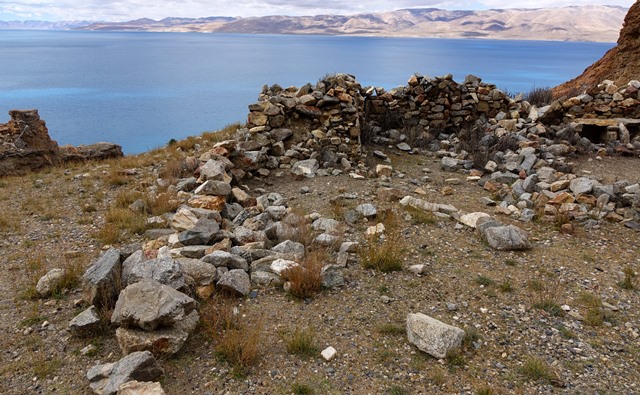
[{"x1": 0, "y1": 5, "x2": 627, "y2": 42}]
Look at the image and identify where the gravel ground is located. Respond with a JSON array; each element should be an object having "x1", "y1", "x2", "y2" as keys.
[{"x1": 0, "y1": 148, "x2": 638, "y2": 395}]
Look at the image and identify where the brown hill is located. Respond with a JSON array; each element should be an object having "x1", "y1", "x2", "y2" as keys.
[{"x1": 553, "y1": 1, "x2": 640, "y2": 97}]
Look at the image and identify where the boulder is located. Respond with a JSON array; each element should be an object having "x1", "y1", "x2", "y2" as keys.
[
  {"x1": 69, "y1": 305, "x2": 101, "y2": 336},
  {"x1": 199, "y1": 159, "x2": 228, "y2": 182},
  {"x1": 194, "y1": 180, "x2": 231, "y2": 196},
  {"x1": 169, "y1": 208, "x2": 199, "y2": 232},
  {"x1": 111, "y1": 279, "x2": 196, "y2": 331},
  {"x1": 291, "y1": 159, "x2": 319, "y2": 178},
  {"x1": 459, "y1": 212, "x2": 491, "y2": 228},
  {"x1": 217, "y1": 269, "x2": 251, "y2": 296},
  {"x1": 355, "y1": 203, "x2": 377, "y2": 219},
  {"x1": 126, "y1": 258, "x2": 185, "y2": 290},
  {"x1": 569, "y1": 177, "x2": 596, "y2": 195},
  {"x1": 115, "y1": 310, "x2": 199, "y2": 357},
  {"x1": 178, "y1": 258, "x2": 218, "y2": 286},
  {"x1": 86, "y1": 351, "x2": 163, "y2": 395},
  {"x1": 0, "y1": 109, "x2": 60, "y2": 176},
  {"x1": 271, "y1": 240, "x2": 305, "y2": 259},
  {"x1": 476, "y1": 217, "x2": 531, "y2": 251},
  {"x1": 406, "y1": 313, "x2": 465, "y2": 359},
  {"x1": 83, "y1": 248, "x2": 122, "y2": 307},
  {"x1": 440, "y1": 157, "x2": 460, "y2": 172},
  {"x1": 36, "y1": 268, "x2": 66, "y2": 297},
  {"x1": 178, "y1": 218, "x2": 219, "y2": 246},
  {"x1": 117, "y1": 381, "x2": 166, "y2": 395}
]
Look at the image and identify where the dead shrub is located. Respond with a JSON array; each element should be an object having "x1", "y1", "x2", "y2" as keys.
[
  {"x1": 525, "y1": 86, "x2": 554, "y2": 106},
  {"x1": 144, "y1": 190, "x2": 180, "y2": 216}
]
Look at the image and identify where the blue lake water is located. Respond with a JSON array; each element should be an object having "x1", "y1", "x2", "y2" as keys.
[{"x1": 0, "y1": 30, "x2": 614, "y2": 154}]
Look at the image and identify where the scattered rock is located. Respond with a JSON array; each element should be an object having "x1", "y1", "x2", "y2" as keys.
[
  {"x1": 406, "y1": 313, "x2": 465, "y2": 359},
  {"x1": 86, "y1": 351, "x2": 164, "y2": 395}
]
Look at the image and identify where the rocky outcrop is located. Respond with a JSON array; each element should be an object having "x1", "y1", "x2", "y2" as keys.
[
  {"x1": 0, "y1": 109, "x2": 123, "y2": 177},
  {"x1": 59, "y1": 142, "x2": 123, "y2": 162},
  {"x1": 0, "y1": 109, "x2": 59, "y2": 176},
  {"x1": 554, "y1": 2, "x2": 640, "y2": 97}
]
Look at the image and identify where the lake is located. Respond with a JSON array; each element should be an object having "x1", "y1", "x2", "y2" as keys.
[{"x1": 0, "y1": 30, "x2": 614, "y2": 154}]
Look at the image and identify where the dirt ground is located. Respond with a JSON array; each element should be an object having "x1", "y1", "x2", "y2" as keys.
[{"x1": 0, "y1": 146, "x2": 638, "y2": 395}]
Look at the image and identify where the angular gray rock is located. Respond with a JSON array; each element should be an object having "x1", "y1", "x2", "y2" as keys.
[
  {"x1": 178, "y1": 258, "x2": 218, "y2": 286},
  {"x1": 126, "y1": 258, "x2": 185, "y2": 290},
  {"x1": 355, "y1": 203, "x2": 377, "y2": 219},
  {"x1": 291, "y1": 159, "x2": 319, "y2": 178},
  {"x1": 69, "y1": 305, "x2": 101, "y2": 337},
  {"x1": 178, "y1": 218, "x2": 219, "y2": 246},
  {"x1": 111, "y1": 279, "x2": 196, "y2": 331},
  {"x1": 476, "y1": 217, "x2": 531, "y2": 251},
  {"x1": 216, "y1": 269, "x2": 251, "y2": 296},
  {"x1": 202, "y1": 250, "x2": 249, "y2": 271},
  {"x1": 83, "y1": 248, "x2": 122, "y2": 307},
  {"x1": 406, "y1": 313, "x2": 465, "y2": 359},
  {"x1": 569, "y1": 177, "x2": 596, "y2": 195},
  {"x1": 271, "y1": 240, "x2": 305, "y2": 259},
  {"x1": 194, "y1": 180, "x2": 232, "y2": 196},
  {"x1": 490, "y1": 171, "x2": 519, "y2": 185},
  {"x1": 199, "y1": 159, "x2": 227, "y2": 181},
  {"x1": 115, "y1": 310, "x2": 200, "y2": 357},
  {"x1": 36, "y1": 268, "x2": 66, "y2": 297},
  {"x1": 440, "y1": 157, "x2": 460, "y2": 172},
  {"x1": 86, "y1": 351, "x2": 163, "y2": 395},
  {"x1": 312, "y1": 217, "x2": 340, "y2": 233}
]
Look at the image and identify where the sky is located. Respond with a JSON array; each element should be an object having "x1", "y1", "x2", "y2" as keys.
[{"x1": 0, "y1": 0, "x2": 635, "y2": 22}]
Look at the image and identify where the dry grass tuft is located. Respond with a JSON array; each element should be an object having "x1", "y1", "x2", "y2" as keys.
[
  {"x1": 619, "y1": 266, "x2": 637, "y2": 290},
  {"x1": 145, "y1": 190, "x2": 180, "y2": 216},
  {"x1": 359, "y1": 219, "x2": 405, "y2": 274},
  {"x1": 404, "y1": 205, "x2": 437, "y2": 225},
  {"x1": 528, "y1": 278, "x2": 564, "y2": 317},
  {"x1": 282, "y1": 250, "x2": 324, "y2": 299},
  {"x1": 578, "y1": 292, "x2": 613, "y2": 327},
  {"x1": 518, "y1": 356, "x2": 557, "y2": 384},
  {"x1": 199, "y1": 298, "x2": 263, "y2": 376},
  {"x1": 283, "y1": 326, "x2": 317, "y2": 358},
  {"x1": 215, "y1": 318, "x2": 263, "y2": 377}
]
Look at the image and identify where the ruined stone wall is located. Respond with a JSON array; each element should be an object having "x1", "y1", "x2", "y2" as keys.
[
  {"x1": 363, "y1": 74, "x2": 517, "y2": 147},
  {"x1": 242, "y1": 74, "x2": 640, "y2": 168}
]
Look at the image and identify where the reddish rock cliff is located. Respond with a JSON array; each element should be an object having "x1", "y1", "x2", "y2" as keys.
[
  {"x1": 554, "y1": 2, "x2": 640, "y2": 97},
  {"x1": 0, "y1": 109, "x2": 60, "y2": 176}
]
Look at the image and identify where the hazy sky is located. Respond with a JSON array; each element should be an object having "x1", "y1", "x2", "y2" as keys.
[{"x1": 0, "y1": 0, "x2": 635, "y2": 21}]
